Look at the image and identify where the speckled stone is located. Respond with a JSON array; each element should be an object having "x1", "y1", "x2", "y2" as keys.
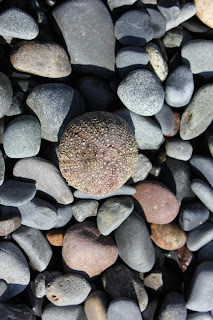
[
  {"x1": 46, "y1": 274, "x2": 91, "y2": 306},
  {"x1": 62, "y1": 221, "x2": 118, "y2": 277},
  {"x1": 166, "y1": 2, "x2": 197, "y2": 31},
  {"x1": 42, "y1": 304, "x2": 87, "y2": 320},
  {"x1": 133, "y1": 181, "x2": 179, "y2": 224},
  {"x1": 179, "y1": 202, "x2": 209, "y2": 231},
  {"x1": 108, "y1": 0, "x2": 137, "y2": 10},
  {"x1": 165, "y1": 138, "x2": 193, "y2": 161},
  {"x1": 190, "y1": 156, "x2": 213, "y2": 188},
  {"x1": 0, "y1": 304, "x2": 34, "y2": 320},
  {"x1": 158, "y1": 292, "x2": 187, "y2": 320},
  {"x1": 73, "y1": 185, "x2": 135, "y2": 200},
  {"x1": 163, "y1": 28, "x2": 192, "y2": 48},
  {"x1": 186, "y1": 222, "x2": 213, "y2": 252},
  {"x1": 84, "y1": 291, "x2": 108, "y2": 320},
  {"x1": 194, "y1": 0, "x2": 213, "y2": 29},
  {"x1": 10, "y1": 41, "x2": 71, "y2": 78},
  {"x1": 0, "y1": 73, "x2": 13, "y2": 119},
  {"x1": 155, "y1": 103, "x2": 175, "y2": 136},
  {"x1": 0, "y1": 206, "x2": 21, "y2": 236},
  {"x1": 150, "y1": 223, "x2": 187, "y2": 250},
  {"x1": 107, "y1": 298, "x2": 142, "y2": 320},
  {"x1": 146, "y1": 42, "x2": 168, "y2": 81},
  {"x1": 191, "y1": 179, "x2": 213, "y2": 212},
  {"x1": 46, "y1": 228, "x2": 64, "y2": 246},
  {"x1": 72, "y1": 200, "x2": 98, "y2": 222}
]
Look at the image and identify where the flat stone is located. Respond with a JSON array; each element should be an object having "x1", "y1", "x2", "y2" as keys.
[
  {"x1": 107, "y1": 0, "x2": 137, "y2": 10},
  {"x1": 163, "y1": 28, "x2": 192, "y2": 48},
  {"x1": 10, "y1": 41, "x2": 71, "y2": 78},
  {"x1": 62, "y1": 221, "x2": 118, "y2": 278},
  {"x1": 73, "y1": 185, "x2": 135, "y2": 200},
  {"x1": 158, "y1": 292, "x2": 187, "y2": 320},
  {"x1": 46, "y1": 228, "x2": 64, "y2": 246},
  {"x1": 128, "y1": 153, "x2": 152, "y2": 183},
  {"x1": 0, "y1": 206, "x2": 21, "y2": 236},
  {"x1": 117, "y1": 69, "x2": 164, "y2": 116},
  {"x1": 147, "y1": 8, "x2": 166, "y2": 39},
  {"x1": 0, "y1": 73, "x2": 13, "y2": 119},
  {"x1": 0, "y1": 241, "x2": 30, "y2": 301},
  {"x1": 12, "y1": 225, "x2": 53, "y2": 272},
  {"x1": 18, "y1": 197, "x2": 57, "y2": 230},
  {"x1": 157, "y1": 0, "x2": 180, "y2": 22},
  {"x1": 26, "y1": 84, "x2": 85, "y2": 142},
  {"x1": 150, "y1": 223, "x2": 187, "y2": 250},
  {"x1": 72, "y1": 200, "x2": 98, "y2": 222},
  {"x1": 198, "y1": 242, "x2": 213, "y2": 263},
  {"x1": 191, "y1": 179, "x2": 213, "y2": 212},
  {"x1": 165, "y1": 65, "x2": 194, "y2": 107},
  {"x1": 179, "y1": 202, "x2": 209, "y2": 231},
  {"x1": 186, "y1": 222, "x2": 213, "y2": 252},
  {"x1": 181, "y1": 40, "x2": 213, "y2": 78},
  {"x1": 0, "y1": 8, "x2": 39, "y2": 41},
  {"x1": 42, "y1": 304, "x2": 87, "y2": 320},
  {"x1": 180, "y1": 84, "x2": 213, "y2": 140},
  {"x1": 114, "y1": 211, "x2": 155, "y2": 272},
  {"x1": 13, "y1": 157, "x2": 74, "y2": 205},
  {"x1": 165, "y1": 137, "x2": 193, "y2": 161},
  {"x1": 166, "y1": 2, "x2": 197, "y2": 31},
  {"x1": 54, "y1": 204, "x2": 73, "y2": 228},
  {"x1": 97, "y1": 196, "x2": 134, "y2": 236},
  {"x1": 53, "y1": 0, "x2": 115, "y2": 77},
  {"x1": 0, "y1": 304, "x2": 34, "y2": 320},
  {"x1": 115, "y1": 10, "x2": 154, "y2": 46},
  {"x1": 0, "y1": 180, "x2": 36, "y2": 207},
  {"x1": 84, "y1": 291, "x2": 108, "y2": 320},
  {"x1": 187, "y1": 312, "x2": 213, "y2": 320},
  {"x1": 146, "y1": 42, "x2": 168, "y2": 81},
  {"x1": 45, "y1": 274, "x2": 91, "y2": 306},
  {"x1": 186, "y1": 261, "x2": 213, "y2": 312},
  {"x1": 107, "y1": 298, "x2": 142, "y2": 320},
  {"x1": 190, "y1": 156, "x2": 213, "y2": 188},
  {"x1": 133, "y1": 181, "x2": 179, "y2": 224},
  {"x1": 3, "y1": 115, "x2": 41, "y2": 158},
  {"x1": 194, "y1": 0, "x2": 213, "y2": 28},
  {"x1": 155, "y1": 103, "x2": 175, "y2": 136}
]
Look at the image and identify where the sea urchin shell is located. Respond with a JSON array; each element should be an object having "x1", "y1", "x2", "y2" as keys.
[{"x1": 58, "y1": 111, "x2": 138, "y2": 196}]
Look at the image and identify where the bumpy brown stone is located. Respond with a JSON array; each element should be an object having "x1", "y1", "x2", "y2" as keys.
[
  {"x1": 194, "y1": 0, "x2": 213, "y2": 29},
  {"x1": 133, "y1": 181, "x2": 179, "y2": 224},
  {"x1": 62, "y1": 221, "x2": 118, "y2": 278},
  {"x1": 164, "y1": 112, "x2": 180, "y2": 137},
  {"x1": 150, "y1": 223, "x2": 187, "y2": 250},
  {"x1": 46, "y1": 228, "x2": 64, "y2": 246},
  {"x1": 59, "y1": 111, "x2": 138, "y2": 196},
  {"x1": 10, "y1": 41, "x2": 71, "y2": 78},
  {"x1": 84, "y1": 290, "x2": 108, "y2": 320}
]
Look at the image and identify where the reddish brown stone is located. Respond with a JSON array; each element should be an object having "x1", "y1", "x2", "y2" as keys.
[
  {"x1": 150, "y1": 223, "x2": 187, "y2": 250},
  {"x1": 178, "y1": 246, "x2": 193, "y2": 272},
  {"x1": 46, "y1": 228, "x2": 64, "y2": 246},
  {"x1": 195, "y1": 0, "x2": 213, "y2": 29},
  {"x1": 133, "y1": 181, "x2": 179, "y2": 224},
  {"x1": 0, "y1": 212, "x2": 21, "y2": 236},
  {"x1": 164, "y1": 112, "x2": 180, "y2": 137},
  {"x1": 84, "y1": 290, "x2": 108, "y2": 320},
  {"x1": 62, "y1": 221, "x2": 118, "y2": 278}
]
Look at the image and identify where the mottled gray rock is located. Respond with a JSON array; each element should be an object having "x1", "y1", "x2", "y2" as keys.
[
  {"x1": 72, "y1": 200, "x2": 98, "y2": 222},
  {"x1": 3, "y1": 115, "x2": 41, "y2": 158},
  {"x1": 187, "y1": 222, "x2": 213, "y2": 252},
  {"x1": 12, "y1": 225, "x2": 53, "y2": 272},
  {"x1": 166, "y1": 2, "x2": 197, "y2": 31},
  {"x1": 147, "y1": 8, "x2": 166, "y2": 39},
  {"x1": 42, "y1": 303, "x2": 87, "y2": 320},
  {"x1": 18, "y1": 197, "x2": 57, "y2": 230},
  {"x1": 158, "y1": 292, "x2": 187, "y2": 320},
  {"x1": 0, "y1": 180, "x2": 36, "y2": 207},
  {"x1": 54, "y1": 204, "x2": 73, "y2": 228},
  {"x1": 155, "y1": 103, "x2": 175, "y2": 136},
  {"x1": 117, "y1": 69, "x2": 164, "y2": 116},
  {"x1": 114, "y1": 211, "x2": 155, "y2": 272},
  {"x1": 128, "y1": 153, "x2": 152, "y2": 183},
  {"x1": 35, "y1": 271, "x2": 62, "y2": 299},
  {"x1": 146, "y1": 42, "x2": 168, "y2": 81},
  {"x1": 165, "y1": 65, "x2": 194, "y2": 107},
  {"x1": 187, "y1": 312, "x2": 213, "y2": 320},
  {"x1": 97, "y1": 196, "x2": 134, "y2": 236},
  {"x1": 0, "y1": 151, "x2": 5, "y2": 186},
  {"x1": 198, "y1": 242, "x2": 213, "y2": 263},
  {"x1": 115, "y1": 10, "x2": 154, "y2": 46},
  {"x1": 181, "y1": 40, "x2": 213, "y2": 78},
  {"x1": 165, "y1": 137, "x2": 193, "y2": 161},
  {"x1": 0, "y1": 241, "x2": 30, "y2": 301},
  {"x1": 163, "y1": 28, "x2": 191, "y2": 48},
  {"x1": 186, "y1": 261, "x2": 213, "y2": 312},
  {"x1": 45, "y1": 274, "x2": 91, "y2": 306},
  {"x1": 0, "y1": 73, "x2": 13, "y2": 119},
  {"x1": 180, "y1": 84, "x2": 213, "y2": 140},
  {"x1": 0, "y1": 303, "x2": 34, "y2": 320},
  {"x1": 0, "y1": 206, "x2": 21, "y2": 236},
  {"x1": 53, "y1": 0, "x2": 115, "y2": 77},
  {"x1": 26, "y1": 84, "x2": 85, "y2": 142},
  {"x1": 6, "y1": 91, "x2": 25, "y2": 117},
  {"x1": 0, "y1": 8, "x2": 39, "y2": 41},
  {"x1": 74, "y1": 185, "x2": 135, "y2": 200},
  {"x1": 191, "y1": 179, "x2": 213, "y2": 212},
  {"x1": 13, "y1": 157, "x2": 74, "y2": 204},
  {"x1": 190, "y1": 156, "x2": 213, "y2": 188},
  {"x1": 107, "y1": 298, "x2": 142, "y2": 320},
  {"x1": 179, "y1": 202, "x2": 209, "y2": 231},
  {"x1": 157, "y1": 0, "x2": 180, "y2": 22}
]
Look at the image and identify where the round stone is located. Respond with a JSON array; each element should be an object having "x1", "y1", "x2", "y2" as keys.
[
  {"x1": 0, "y1": 206, "x2": 21, "y2": 236},
  {"x1": 191, "y1": 179, "x2": 213, "y2": 212},
  {"x1": 46, "y1": 229, "x2": 64, "y2": 246},
  {"x1": 0, "y1": 280, "x2": 7, "y2": 297},
  {"x1": 133, "y1": 181, "x2": 179, "y2": 224},
  {"x1": 165, "y1": 111, "x2": 180, "y2": 137},
  {"x1": 54, "y1": 204, "x2": 73, "y2": 228},
  {"x1": 84, "y1": 291, "x2": 108, "y2": 320},
  {"x1": 194, "y1": 0, "x2": 213, "y2": 28},
  {"x1": 179, "y1": 202, "x2": 209, "y2": 231},
  {"x1": 3, "y1": 115, "x2": 41, "y2": 158},
  {"x1": 165, "y1": 137, "x2": 193, "y2": 161},
  {"x1": 45, "y1": 274, "x2": 91, "y2": 306},
  {"x1": 72, "y1": 200, "x2": 98, "y2": 222},
  {"x1": 0, "y1": 73, "x2": 13, "y2": 119},
  {"x1": 190, "y1": 155, "x2": 213, "y2": 188},
  {"x1": 62, "y1": 221, "x2": 118, "y2": 277},
  {"x1": 107, "y1": 298, "x2": 142, "y2": 320},
  {"x1": 158, "y1": 292, "x2": 187, "y2": 320},
  {"x1": 59, "y1": 111, "x2": 138, "y2": 196},
  {"x1": 42, "y1": 304, "x2": 87, "y2": 320},
  {"x1": 117, "y1": 69, "x2": 164, "y2": 116},
  {"x1": 155, "y1": 103, "x2": 175, "y2": 136},
  {"x1": 186, "y1": 222, "x2": 213, "y2": 252}
]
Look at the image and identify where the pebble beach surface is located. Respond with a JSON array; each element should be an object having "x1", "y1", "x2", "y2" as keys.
[{"x1": 0, "y1": 0, "x2": 213, "y2": 319}]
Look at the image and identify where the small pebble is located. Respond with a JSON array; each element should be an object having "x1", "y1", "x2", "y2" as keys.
[
  {"x1": 35, "y1": 271, "x2": 62, "y2": 299},
  {"x1": 178, "y1": 246, "x2": 193, "y2": 272},
  {"x1": 155, "y1": 103, "x2": 175, "y2": 136},
  {"x1": 107, "y1": 0, "x2": 137, "y2": 11},
  {"x1": 157, "y1": 292, "x2": 187, "y2": 320},
  {"x1": 165, "y1": 111, "x2": 180, "y2": 137},
  {"x1": 73, "y1": 185, "x2": 135, "y2": 200},
  {"x1": 128, "y1": 153, "x2": 152, "y2": 183},
  {"x1": 144, "y1": 272, "x2": 163, "y2": 291},
  {"x1": 179, "y1": 202, "x2": 209, "y2": 231},
  {"x1": 163, "y1": 28, "x2": 191, "y2": 48},
  {"x1": 0, "y1": 206, "x2": 21, "y2": 236},
  {"x1": 191, "y1": 179, "x2": 213, "y2": 212},
  {"x1": 84, "y1": 291, "x2": 108, "y2": 320},
  {"x1": 0, "y1": 280, "x2": 7, "y2": 297},
  {"x1": 0, "y1": 73, "x2": 13, "y2": 119},
  {"x1": 166, "y1": 2, "x2": 197, "y2": 31},
  {"x1": 186, "y1": 222, "x2": 213, "y2": 252},
  {"x1": 72, "y1": 200, "x2": 98, "y2": 222},
  {"x1": 146, "y1": 42, "x2": 168, "y2": 81},
  {"x1": 147, "y1": 8, "x2": 166, "y2": 39},
  {"x1": 194, "y1": 0, "x2": 213, "y2": 29},
  {"x1": 107, "y1": 298, "x2": 142, "y2": 320},
  {"x1": 190, "y1": 155, "x2": 213, "y2": 188},
  {"x1": 165, "y1": 137, "x2": 193, "y2": 161},
  {"x1": 42, "y1": 304, "x2": 87, "y2": 320},
  {"x1": 53, "y1": 204, "x2": 73, "y2": 228},
  {"x1": 157, "y1": 0, "x2": 180, "y2": 22},
  {"x1": 46, "y1": 228, "x2": 64, "y2": 246}
]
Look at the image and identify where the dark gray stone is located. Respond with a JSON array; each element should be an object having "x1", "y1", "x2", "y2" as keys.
[
  {"x1": 0, "y1": 73, "x2": 13, "y2": 119},
  {"x1": 179, "y1": 202, "x2": 209, "y2": 231},
  {"x1": 187, "y1": 312, "x2": 213, "y2": 320},
  {"x1": 117, "y1": 69, "x2": 164, "y2": 116},
  {"x1": 0, "y1": 303, "x2": 34, "y2": 320},
  {"x1": 157, "y1": 0, "x2": 180, "y2": 22},
  {"x1": 147, "y1": 8, "x2": 166, "y2": 39},
  {"x1": 42, "y1": 303, "x2": 87, "y2": 320},
  {"x1": 158, "y1": 292, "x2": 187, "y2": 320},
  {"x1": 187, "y1": 222, "x2": 213, "y2": 252},
  {"x1": 182, "y1": 16, "x2": 209, "y2": 33},
  {"x1": 114, "y1": 211, "x2": 155, "y2": 272},
  {"x1": 12, "y1": 225, "x2": 53, "y2": 272},
  {"x1": 54, "y1": 204, "x2": 73, "y2": 228},
  {"x1": 190, "y1": 156, "x2": 213, "y2": 188},
  {"x1": 165, "y1": 137, "x2": 193, "y2": 161},
  {"x1": 0, "y1": 180, "x2": 36, "y2": 207},
  {"x1": 166, "y1": 2, "x2": 197, "y2": 31},
  {"x1": 186, "y1": 261, "x2": 213, "y2": 312},
  {"x1": 72, "y1": 200, "x2": 98, "y2": 222},
  {"x1": 155, "y1": 103, "x2": 175, "y2": 136},
  {"x1": 107, "y1": 298, "x2": 142, "y2": 320},
  {"x1": 191, "y1": 179, "x2": 213, "y2": 212},
  {"x1": 165, "y1": 65, "x2": 194, "y2": 107},
  {"x1": 53, "y1": 0, "x2": 115, "y2": 77},
  {"x1": 74, "y1": 185, "x2": 135, "y2": 200},
  {"x1": 3, "y1": 115, "x2": 41, "y2": 158},
  {"x1": 142, "y1": 298, "x2": 158, "y2": 320},
  {"x1": 198, "y1": 242, "x2": 213, "y2": 263},
  {"x1": 115, "y1": 10, "x2": 154, "y2": 46}
]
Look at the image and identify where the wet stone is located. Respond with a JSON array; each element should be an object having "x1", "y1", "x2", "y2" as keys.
[{"x1": 72, "y1": 200, "x2": 99, "y2": 222}]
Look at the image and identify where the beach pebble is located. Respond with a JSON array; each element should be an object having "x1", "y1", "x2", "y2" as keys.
[
  {"x1": 186, "y1": 261, "x2": 213, "y2": 312},
  {"x1": 97, "y1": 196, "x2": 134, "y2": 235},
  {"x1": 45, "y1": 274, "x2": 91, "y2": 306},
  {"x1": 179, "y1": 202, "x2": 209, "y2": 231},
  {"x1": 10, "y1": 41, "x2": 71, "y2": 78},
  {"x1": 42, "y1": 304, "x2": 87, "y2": 320},
  {"x1": 73, "y1": 185, "x2": 135, "y2": 200},
  {"x1": 157, "y1": 0, "x2": 180, "y2": 22},
  {"x1": 165, "y1": 138, "x2": 193, "y2": 161},
  {"x1": 182, "y1": 16, "x2": 209, "y2": 33},
  {"x1": 133, "y1": 181, "x2": 179, "y2": 224},
  {"x1": 3, "y1": 115, "x2": 41, "y2": 158},
  {"x1": 147, "y1": 8, "x2": 166, "y2": 39},
  {"x1": 155, "y1": 103, "x2": 175, "y2": 136},
  {"x1": 115, "y1": 10, "x2": 154, "y2": 46},
  {"x1": 163, "y1": 28, "x2": 191, "y2": 48},
  {"x1": 144, "y1": 272, "x2": 163, "y2": 291},
  {"x1": 164, "y1": 111, "x2": 180, "y2": 137},
  {"x1": 46, "y1": 229, "x2": 64, "y2": 246},
  {"x1": 107, "y1": 298, "x2": 142, "y2": 320},
  {"x1": 0, "y1": 206, "x2": 21, "y2": 236},
  {"x1": 180, "y1": 84, "x2": 213, "y2": 140},
  {"x1": 190, "y1": 156, "x2": 213, "y2": 188},
  {"x1": 107, "y1": 0, "x2": 137, "y2": 11},
  {"x1": 114, "y1": 211, "x2": 155, "y2": 272},
  {"x1": 165, "y1": 65, "x2": 194, "y2": 107},
  {"x1": 35, "y1": 271, "x2": 62, "y2": 299},
  {"x1": 186, "y1": 222, "x2": 213, "y2": 252},
  {"x1": 198, "y1": 242, "x2": 213, "y2": 263},
  {"x1": 62, "y1": 221, "x2": 118, "y2": 277},
  {"x1": 187, "y1": 312, "x2": 213, "y2": 320},
  {"x1": 194, "y1": 0, "x2": 213, "y2": 29},
  {"x1": 12, "y1": 225, "x2": 53, "y2": 272},
  {"x1": 53, "y1": 204, "x2": 73, "y2": 228},
  {"x1": 84, "y1": 291, "x2": 108, "y2": 320},
  {"x1": 0, "y1": 151, "x2": 5, "y2": 186},
  {"x1": 166, "y1": 2, "x2": 197, "y2": 31},
  {"x1": 72, "y1": 200, "x2": 98, "y2": 222},
  {"x1": 158, "y1": 292, "x2": 187, "y2": 320},
  {"x1": 146, "y1": 42, "x2": 168, "y2": 81},
  {"x1": 0, "y1": 73, "x2": 13, "y2": 119},
  {"x1": 0, "y1": 280, "x2": 7, "y2": 297},
  {"x1": 13, "y1": 157, "x2": 74, "y2": 205},
  {"x1": 191, "y1": 179, "x2": 213, "y2": 212},
  {"x1": 0, "y1": 303, "x2": 34, "y2": 320},
  {"x1": 128, "y1": 153, "x2": 152, "y2": 183},
  {"x1": 0, "y1": 8, "x2": 39, "y2": 41}
]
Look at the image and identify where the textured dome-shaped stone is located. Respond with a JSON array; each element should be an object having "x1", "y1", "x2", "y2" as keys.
[{"x1": 59, "y1": 111, "x2": 138, "y2": 196}]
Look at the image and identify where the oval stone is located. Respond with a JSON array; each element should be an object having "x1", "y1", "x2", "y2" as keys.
[
  {"x1": 195, "y1": 0, "x2": 213, "y2": 28},
  {"x1": 84, "y1": 291, "x2": 108, "y2": 320},
  {"x1": 42, "y1": 304, "x2": 87, "y2": 320},
  {"x1": 107, "y1": 298, "x2": 142, "y2": 320}
]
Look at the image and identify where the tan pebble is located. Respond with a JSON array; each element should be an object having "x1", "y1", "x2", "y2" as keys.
[
  {"x1": 84, "y1": 290, "x2": 108, "y2": 320},
  {"x1": 46, "y1": 228, "x2": 64, "y2": 246},
  {"x1": 194, "y1": 0, "x2": 213, "y2": 29}
]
